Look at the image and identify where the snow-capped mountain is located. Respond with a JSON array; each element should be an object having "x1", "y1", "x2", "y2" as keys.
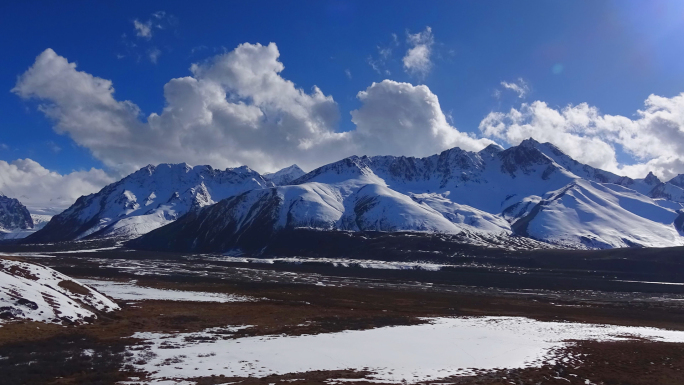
[
  {"x1": 0, "y1": 214, "x2": 52, "y2": 240},
  {"x1": 669, "y1": 174, "x2": 684, "y2": 189},
  {"x1": 0, "y1": 194, "x2": 35, "y2": 239},
  {"x1": 262, "y1": 164, "x2": 306, "y2": 186},
  {"x1": 26, "y1": 163, "x2": 274, "y2": 243},
  {"x1": 131, "y1": 139, "x2": 684, "y2": 252},
  {"x1": 0, "y1": 258, "x2": 119, "y2": 324}
]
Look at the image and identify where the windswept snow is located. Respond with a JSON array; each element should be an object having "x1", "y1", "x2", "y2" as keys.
[
  {"x1": 0, "y1": 258, "x2": 119, "y2": 324},
  {"x1": 78, "y1": 279, "x2": 255, "y2": 303},
  {"x1": 127, "y1": 316, "x2": 684, "y2": 383}
]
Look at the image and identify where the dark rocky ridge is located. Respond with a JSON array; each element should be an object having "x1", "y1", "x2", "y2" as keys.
[{"x1": 0, "y1": 194, "x2": 33, "y2": 231}]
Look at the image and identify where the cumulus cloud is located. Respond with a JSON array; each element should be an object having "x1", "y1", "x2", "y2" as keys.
[
  {"x1": 13, "y1": 45, "x2": 492, "y2": 175},
  {"x1": 352, "y1": 80, "x2": 493, "y2": 157},
  {"x1": 403, "y1": 27, "x2": 434, "y2": 78},
  {"x1": 479, "y1": 95, "x2": 684, "y2": 180},
  {"x1": 0, "y1": 159, "x2": 113, "y2": 214},
  {"x1": 500, "y1": 78, "x2": 529, "y2": 98}
]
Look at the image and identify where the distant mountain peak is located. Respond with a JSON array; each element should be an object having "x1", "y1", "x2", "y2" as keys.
[
  {"x1": 263, "y1": 164, "x2": 306, "y2": 186},
  {"x1": 644, "y1": 171, "x2": 661, "y2": 186},
  {"x1": 669, "y1": 174, "x2": 684, "y2": 188},
  {"x1": 25, "y1": 162, "x2": 273, "y2": 243},
  {"x1": 0, "y1": 195, "x2": 34, "y2": 233},
  {"x1": 479, "y1": 143, "x2": 504, "y2": 156},
  {"x1": 519, "y1": 137, "x2": 542, "y2": 147}
]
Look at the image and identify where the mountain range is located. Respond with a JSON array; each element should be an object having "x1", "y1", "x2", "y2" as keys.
[
  {"x1": 18, "y1": 138, "x2": 684, "y2": 251},
  {"x1": 0, "y1": 194, "x2": 52, "y2": 240}
]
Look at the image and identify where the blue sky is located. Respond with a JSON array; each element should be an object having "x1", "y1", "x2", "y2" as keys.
[{"x1": 3, "y1": 1, "x2": 684, "y2": 208}]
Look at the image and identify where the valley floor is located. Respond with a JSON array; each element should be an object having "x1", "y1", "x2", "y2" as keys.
[{"x1": 2, "y1": 239, "x2": 684, "y2": 384}]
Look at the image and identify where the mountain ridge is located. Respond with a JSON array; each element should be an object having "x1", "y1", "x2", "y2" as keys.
[
  {"x1": 128, "y1": 139, "x2": 684, "y2": 252},
  {"x1": 25, "y1": 163, "x2": 276, "y2": 243}
]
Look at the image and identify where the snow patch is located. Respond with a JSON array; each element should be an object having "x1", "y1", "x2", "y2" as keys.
[
  {"x1": 78, "y1": 279, "x2": 256, "y2": 303},
  {"x1": 127, "y1": 316, "x2": 684, "y2": 383},
  {"x1": 0, "y1": 259, "x2": 119, "y2": 324}
]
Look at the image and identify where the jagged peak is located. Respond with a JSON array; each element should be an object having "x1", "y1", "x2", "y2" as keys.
[
  {"x1": 263, "y1": 164, "x2": 306, "y2": 185},
  {"x1": 644, "y1": 171, "x2": 661, "y2": 185},
  {"x1": 278, "y1": 164, "x2": 304, "y2": 173},
  {"x1": 224, "y1": 165, "x2": 261, "y2": 176},
  {"x1": 519, "y1": 137, "x2": 542, "y2": 148},
  {"x1": 479, "y1": 143, "x2": 504, "y2": 156}
]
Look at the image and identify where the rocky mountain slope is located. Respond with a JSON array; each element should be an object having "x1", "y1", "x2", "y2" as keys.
[
  {"x1": 0, "y1": 194, "x2": 38, "y2": 240},
  {"x1": 0, "y1": 194, "x2": 33, "y2": 231},
  {"x1": 130, "y1": 139, "x2": 684, "y2": 252},
  {"x1": 26, "y1": 163, "x2": 275, "y2": 243},
  {"x1": 0, "y1": 258, "x2": 119, "y2": 324}
]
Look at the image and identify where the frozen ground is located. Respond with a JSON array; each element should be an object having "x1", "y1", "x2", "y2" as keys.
[
  {"x1": 78, "y1": 278, "x2": 255, "y2": 303},
  {"x1": 127, "y1": 316, "x2": 684, "y2": 384}
]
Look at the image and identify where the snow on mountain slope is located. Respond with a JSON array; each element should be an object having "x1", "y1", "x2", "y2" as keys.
[
  {"x1": 0, "y1": 258, "x2": 119, "y2": 324},
  {"x1": 650, "y1": 180, "x2": 684, "y2": 203},
  {"x1": 293, "y1": 139, "x2": 581, "y2": 215},
  {"x1": 0, "y1": 194, "x2": 39, "y2": 240},
  {"x1": 513, "y1": 180, "x2": 684, "y2": 249},
  {"x1": 26, "y1": 163, "x2": 274, "y2": 243},
  {"x1": 0, "y1": 214, "x2": 52, "y2": 240},
  {"x1": 411, "y1": 193, "x2": 511, "y2": 233},
  {"x1": 0, "y1": 194, "x2": 33, "y2": 232},
  {"x1": 669, "y1": 174, "x2": 684, "y2": 189},
  {"x1": 263, "y1": 164, "x2": 306, "y2": 186},
  {"x1": 132, "y1": 138, "x2": 684, "y2": 252}
]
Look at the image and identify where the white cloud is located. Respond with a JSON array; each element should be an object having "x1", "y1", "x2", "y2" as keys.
[
  {"x1": 0, "y1": 143, "x2": 8, "y2": 150},
  {"x1": 500, "y1": 78, "x2": 529, "y2": 98},
  {"x1": 344, "y1": 69, "x2": 352, "y2": 79},
  {"x1": 133, "y1": 19, "x2": 152, "y2": 39},
  {"x1": 148, "y1": 47, "x2": 161, "y2": 64},
  {"x1": 367, "y1": 36, "x2": 397, "y2": 76},
  {"x1": 378, "y1": 46, "x2": 392, "y2": 59},
  {"x1": 124, "y1": 11, "x2": 176, "y2": 64},
  {"x1": 0, "y1": 158, "x2": 113, "y2": 213},
  {"x1": 352, "y1": 80, "x2": 493, "y2": 157},
  {"x1": 13, "y1": 45, "x2": 492, "y2": 175},
  {"x1": 479, "y1": 95, "x2": 684, "y2": 180},
  {"x1": 403, "y1": 27, "x2": 434, "y2": 78}
]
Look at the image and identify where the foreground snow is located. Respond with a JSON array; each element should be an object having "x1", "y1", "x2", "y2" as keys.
[
  {"x1": 127, "y1": 316, "x2": 684, "y2": 383},
  {"x1": 0, "y1": 259, "x2": 119, "y2": 324},
  {"x1": 79, "y1": 279, "x2": 255, "y2": 303}
]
